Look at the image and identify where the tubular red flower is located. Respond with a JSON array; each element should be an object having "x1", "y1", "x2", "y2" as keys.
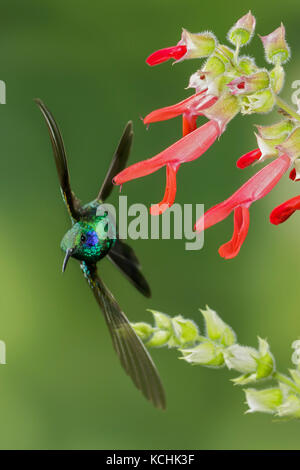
[
  {"x1": 113, "y1": 120, "x2": 220, "y2": 214},
  {"x1": 270, "y1": 195, "x2": 300, "y2": 225},
  {"x1": 114, "y1": 120, "x2": 220, "y2": 185},
  {"x1": 144, "y1": 91, "x2": 217, "y2": 137},
  {"x1": 218, "y1": 206, "x2": 250, "y2": 259},
  {"x1": 146, "y1": 45, "x2": 187, "y2": 66},
  {"x1": 150, "y1": 163, "x2": 179, "y2": 215},
  {"x1": 143, "y1": 90, "x2": 217, "y2": 126},
  {"x1": 236, "y1": 148, "x2": 262, "y2": 169},
  {"x1": 195, "y1": 154, "x2": 291, "y2": 258},
  {"x1": 182, "y1": 116, "x2": 197, "y2": 136}
]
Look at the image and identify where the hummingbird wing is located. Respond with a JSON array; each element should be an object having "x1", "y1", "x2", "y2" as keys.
[
  {"x1": 35, "y1": 98, "x2": 82, "y2": 222},
  {"x1": 96, "y1": 121, "x2": 151, "y2": 298},
  {"x1": 97, "y1": 121, "x2": 133, "y2": 202},
  {"x1": 108, "y1": 240, "x2": 151, "y2": 298},
  {"x1": 81, "y1": 261, "x2": 166, "y2": 410}
]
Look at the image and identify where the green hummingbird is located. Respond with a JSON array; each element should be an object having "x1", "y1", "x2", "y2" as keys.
[{"x1": 35, "y1": 99, "x2": 166, "y2": 410}]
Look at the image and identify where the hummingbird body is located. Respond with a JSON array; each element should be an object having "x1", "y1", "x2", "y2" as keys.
[
  {"x1": 61, "y1": 210, "x2": 117, "y2": 265},
  {"x1": 36, "y1": 99, "x2": 166, "y2": 410}
]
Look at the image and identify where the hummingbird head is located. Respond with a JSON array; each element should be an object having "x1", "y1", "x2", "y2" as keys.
[{"x1": 60, "y1": 215, "x2": 116, "y2": 272}]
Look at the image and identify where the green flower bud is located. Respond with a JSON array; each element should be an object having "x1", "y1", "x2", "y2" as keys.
[
  {"x1": 131, "y1": 322, "x2": 153, "y2": 342},
  {"x1": 146, "y1": 329, "x2": 171, "y2": 347},
  {"x1": 144, "y1": 310, "x2": 173, "y2": 347},
  {"x1": 224, "y1": 344, "x2": 258, "y2": 373},
  {"x1": 203, "y1": 56, "x2": 226, "y2": 76},
  {"x1": 256, "y1": 119, "x2": 293, "y2": 139},
  {"x1": 255, "y1": 338, "x2": 275, "y2": 380},
  {"x1": 231, "y1": 338, "x2": 274, "y2": 384},
  {"x1": 240, "y1": 89, "x2": 275, "y2": 114},
  {"x1": 168, "y1": 315, "x2": 199, "y2": 347},
  {"x1": 200, "y1": 306, "x2": 236, "y2": 346},
  {"x1": 238, "y1": 56, "x2": 257, "y2": 75},
  {"x1": 270, "y1": 64, "x2": 285, "y2": 94},
  {"x1": 180, "y1": 341, "x2": 224, "y2": 367},
  {"x1": 148, "y1": 310, "x2": 172, "y2": 330},
  {"x1": 277, "y1": 394, "x2": 300, "y2": 419},
  {"x1": 179, "y1": 29, "x2": 217, "y2": 61},
  {"x1": 276, "y1": 127, "x2": 300, "y2": 160},
  {"x1": 260, "y1": 24, "x2": 290, "y2": 65},
  {"x1": 214, "y1": 44, "x2": 235, "y2": 65},
  {"x1": 228, "y1": 11, "x2": 256, "y2": 46},
  {"x1": 244, "y1": 388, "x2": 283, "y2": 414}
]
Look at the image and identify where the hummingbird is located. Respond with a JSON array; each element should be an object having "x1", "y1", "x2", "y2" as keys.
[{"x1": 35, "y1": 99, "x2": 166, "y2": 410}]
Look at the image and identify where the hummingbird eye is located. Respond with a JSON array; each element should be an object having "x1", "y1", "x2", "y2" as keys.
[{"x1": 80, "y1": 234, "x2": 86, "y2": 243}]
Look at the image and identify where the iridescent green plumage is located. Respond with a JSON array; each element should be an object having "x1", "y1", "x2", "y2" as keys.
[{"x1": 36, "y1": 99, "x2": 166, "y2": 409}]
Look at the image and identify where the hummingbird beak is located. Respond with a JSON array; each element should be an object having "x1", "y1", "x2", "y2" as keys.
[{"x1": 62, "y1": 249, "x2": 74, "y2": 273}]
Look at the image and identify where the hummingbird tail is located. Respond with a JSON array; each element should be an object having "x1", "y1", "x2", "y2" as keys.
[{"x1": 81, "y1": 262, "x2": 166, "y2": 410}]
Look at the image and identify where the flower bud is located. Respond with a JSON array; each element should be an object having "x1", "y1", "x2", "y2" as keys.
[
  {"x1": 177, "y1": 29, "x2": 217, "y2": 62},
  {"x1": 238, "y1": 56, "x2": 257, "y2": 75},
  {"x1": 131, "y1": 322, "x2": 153, "y2": 342},
  {"x1": 146, "y1": 329, "x2": 171, "y2": 347},
  {"x1": 277, "y1": 394, "x2": 300, "y2": 419},
  {"x1": 168, "y1": 315, "x2": 199, "y2": 347},
  {"x1": 255, "y1": 338, "x2": 275, "y2": 380},
  {"x1": 270, "y1": 64, "x2": 285, "y2": 94},
  {"x1": 200, "y1": 306, "x2": 236, "y2": 347},
  {"x1": 244, "y1": 388, "x2": 283, "y2": 414},
  {"x1": 227, "y1": 71, "x2": 270, "y2": 96},
  {"x1": 224, "y1": 344, "x2": 258, "y2": 373},
  {"x1": 240, "y1": 89, "x2": 275, "y2": 114},
  {"x1": 144, "y1": 310, "x2": 173, "y2": 347},
  {"x1": 256, "y1": 119, "x2": 293, "y2": 140},
  {"x1": 231, "y1": 338, "x2": 274, "y2": 384},
  {"x1": 214, "y1": 44, "x2": 234, "y2": 65},
  {"x1": 276, "y1": 127, "x2": 300, "y2": 160},
  {"x1": 148, "y1": 309, "x2": 172, "y2": 330},
  {"x1": 260, "y1": 24, "x2": 290, "y2": 65},
  {"x1": 180, "y1": 341, "x2": 224, "y2": 367},
  {"x1": 228, "y1": 11, "x2": 256, "y2": 46}
]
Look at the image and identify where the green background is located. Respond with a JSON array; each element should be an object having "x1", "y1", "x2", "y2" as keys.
[{"x1": 0, "y1": 0, "x2": 300, "y2": 450}]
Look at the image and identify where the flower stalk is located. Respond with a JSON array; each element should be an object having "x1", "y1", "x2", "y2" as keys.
[{"x1": 132, "y1": 306, "x2": 300, "y2": 420}]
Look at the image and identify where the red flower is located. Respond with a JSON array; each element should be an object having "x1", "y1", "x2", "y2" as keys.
[
  {"x1": 146, "y1": 45, "x2": 187, "y2": 66},
  {"x1": 113, "y1": 120, "x2": 220, "y2": 214},
  {"x1": 144, "y1": 90, "x2": 218, "y2": 136},
  {"x1": 270, "y1": 195, "x2": 300, "y2": 225},
  {"x1": 195, "y1": 154, "x2": 291, "y2": 259},
  {"x1": 236, "y1": 148, "x2": 262, "y2": 169}
]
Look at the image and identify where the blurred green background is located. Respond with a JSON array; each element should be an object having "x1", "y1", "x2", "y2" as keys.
[{"x1": 0, "y1": 0, "x2": 300, "y2": 450}]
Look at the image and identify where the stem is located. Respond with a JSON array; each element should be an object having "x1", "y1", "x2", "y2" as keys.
[
  {"x1": 273, "y1": 371, "x2": 300, "y2": 395},
  {"x1": 275, "y1": 96, "x2": 300, "y2": 122},
  {"x1": 234, "y1": 39, "x2": 241, "y2": 65}
]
